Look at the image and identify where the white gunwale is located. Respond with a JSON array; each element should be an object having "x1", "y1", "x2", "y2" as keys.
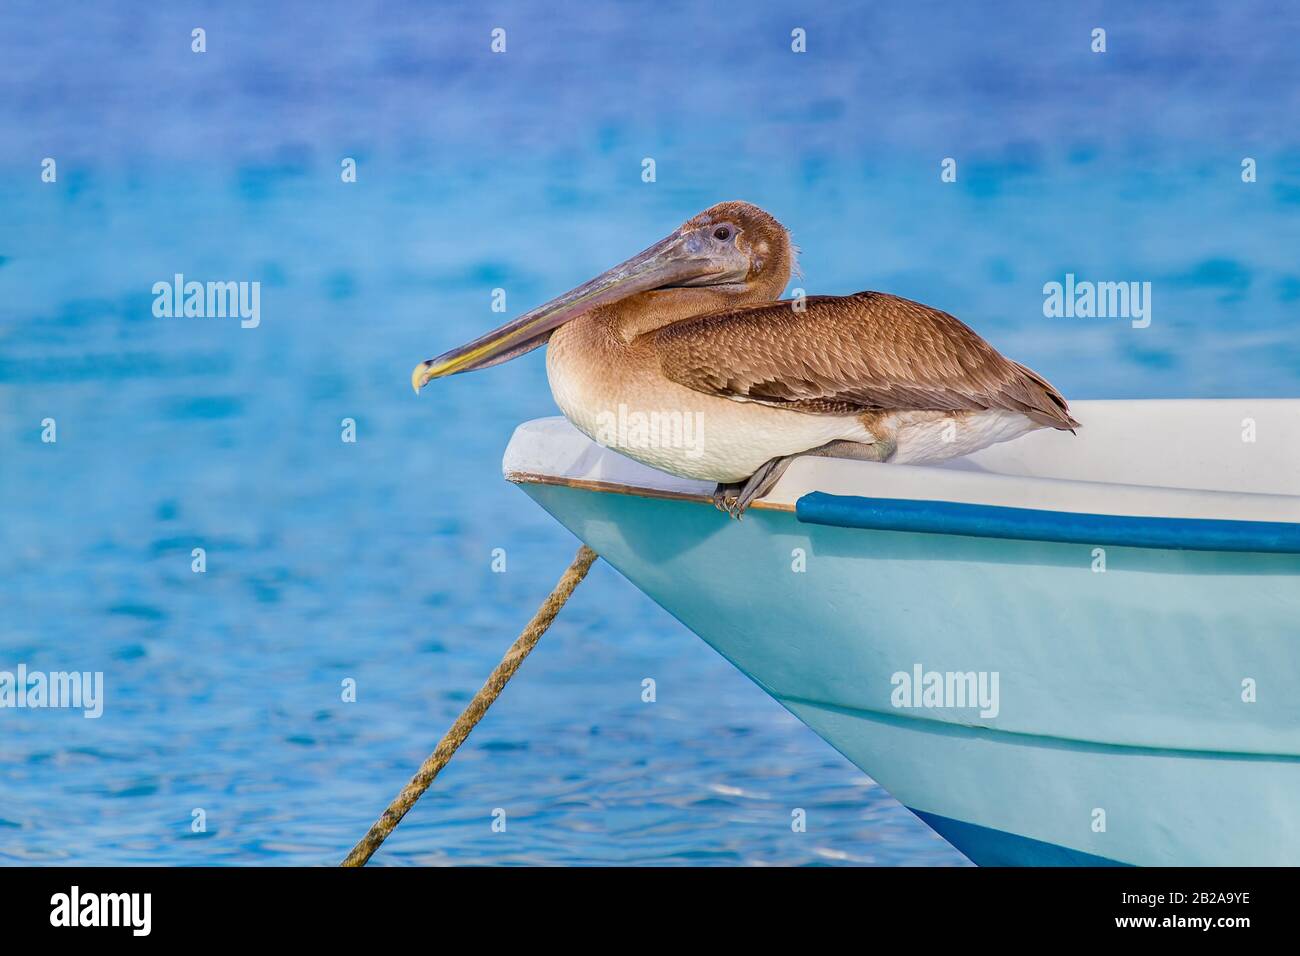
[{"x1": 504, "y1": 400, "x2": 1300, "y2": 526}]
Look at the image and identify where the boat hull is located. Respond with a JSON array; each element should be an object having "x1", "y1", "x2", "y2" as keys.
[{"x1": 519, "y1": 482, "x2": 1300, "y2": 866}]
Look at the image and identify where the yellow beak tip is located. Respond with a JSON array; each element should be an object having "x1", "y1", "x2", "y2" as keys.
[{"x1": 410, "y1": 365, "x2": 429, "y2": 394}]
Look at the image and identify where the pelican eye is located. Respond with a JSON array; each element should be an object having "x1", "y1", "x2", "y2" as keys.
[{"x1": 713, "y1": 226, "x2": 731, "y2": 241}]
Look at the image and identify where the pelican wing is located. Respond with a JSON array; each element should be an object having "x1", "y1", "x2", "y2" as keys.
[{"x1": 649, "y1": 292, "x2": 1078, "y2": 429}]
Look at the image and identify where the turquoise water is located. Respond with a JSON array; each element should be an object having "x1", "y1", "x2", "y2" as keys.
[{"x1": 1, "y1": 1, "x2": 1297, "y2": 864}]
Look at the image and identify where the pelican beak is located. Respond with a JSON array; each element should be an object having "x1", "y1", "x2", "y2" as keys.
[{"x1": 411, "y1": 228, "x2": 748, "y2": 392}]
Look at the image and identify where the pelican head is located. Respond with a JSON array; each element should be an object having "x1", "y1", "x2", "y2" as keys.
[{"x1": 411, "y1": 201, "x2": 792, "y2": 391}]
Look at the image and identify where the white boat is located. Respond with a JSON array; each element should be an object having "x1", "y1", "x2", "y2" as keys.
[{"x1": 503, "y1": 399, "x2": 1300, "y2": 866}]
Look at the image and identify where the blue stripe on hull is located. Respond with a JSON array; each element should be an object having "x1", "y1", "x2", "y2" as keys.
[
  {"x1": 911, "y1": 810, "x2": 1130, "y2": 867},
  {"x1": 796, "y1": 492, "x2": 1300, "y2": 554}
]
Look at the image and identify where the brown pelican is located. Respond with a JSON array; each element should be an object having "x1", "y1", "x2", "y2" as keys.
[{"x1": 412, "y1": 202, "x2": 1078, "y2": 516}]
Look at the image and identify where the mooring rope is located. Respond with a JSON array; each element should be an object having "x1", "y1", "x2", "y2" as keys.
[{"x1": 341, "y1": 544, "x2": 599, "y2": 867}]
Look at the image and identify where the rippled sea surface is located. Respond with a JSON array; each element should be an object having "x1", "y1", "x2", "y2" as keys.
[{"x1": 1, "y1": 1, "x2": 1297, "y2": 865}]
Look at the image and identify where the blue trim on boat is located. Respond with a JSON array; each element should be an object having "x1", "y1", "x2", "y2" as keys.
[
  {"x1": 910, "y1": 809, "x2": 1130, "y2": 866},
  {"x1": 795, "y1": 493, "x2": 1300, "y2": 554}
]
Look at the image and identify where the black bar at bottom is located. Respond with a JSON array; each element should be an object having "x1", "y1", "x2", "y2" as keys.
[{"x1": 0, "y1": 865, "x2": 1278, "y2": 941}]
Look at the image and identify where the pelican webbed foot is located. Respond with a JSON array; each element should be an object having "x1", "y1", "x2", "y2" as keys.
[
  {"x1": 713, "y1": 455, "x2": 798, "y2": 519},
  {"x1": 712, "y1": 438, "x2": 898, "y2": 520},
  {"x1": 712, "y1": 481, "x2": 741, "y2": 515}
]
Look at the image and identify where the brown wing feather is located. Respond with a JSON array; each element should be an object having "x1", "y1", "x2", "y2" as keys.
[{"x1": 649, "y1": 292, "x2": 1079, "y2": 429}]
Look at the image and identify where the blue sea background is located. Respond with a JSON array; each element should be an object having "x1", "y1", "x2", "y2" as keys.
[{"x1": 1, "y1": 0, "x2": 1297, "y2": 864}]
